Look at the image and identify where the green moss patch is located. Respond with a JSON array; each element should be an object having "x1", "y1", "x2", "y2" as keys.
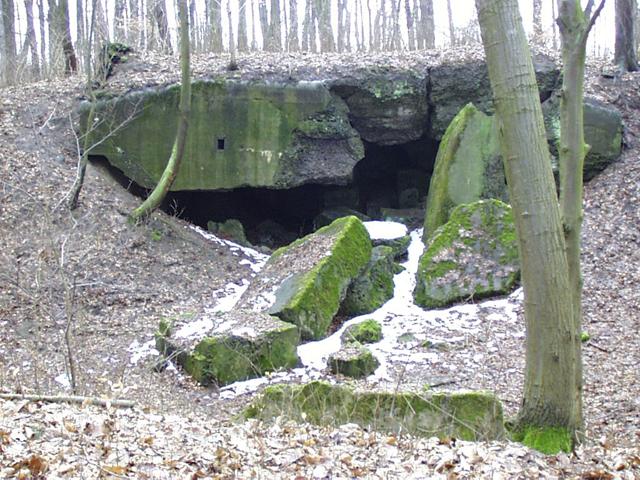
[
  {"x1": 423, "y1": 103, "x2": 506, "y2": 242},
  {"x1": 329, "y1": 345, "x2": 380, "y2": 378},
  {"x1": 513, "y1": 426, "x2": 572, "y2": 455},
  {"x1": 414, "y1": 199, "x2": 520, "y2": 309},
  {"x1": 244, "y1": 381, "x2": 505, "y2": 441},
  {"x1": 155, "y1": 310, "x2": 299, "y2": 386},
  {"x1": 341, "y1": 246, "x2": 398, "y2": 316},
  {"x1": 341, "y1": 319, "x2": 383, "y2": 344},
  {"x1": 239, "y1": 216, "x2": 372, "y2": 340},
  {"x1": 81, "y1": 80, "x2": 363, "y2": 191}
]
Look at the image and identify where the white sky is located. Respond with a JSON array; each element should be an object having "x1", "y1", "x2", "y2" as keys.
[{"x1": 10, "y1": 0, "x2": 616, "y2": 59}]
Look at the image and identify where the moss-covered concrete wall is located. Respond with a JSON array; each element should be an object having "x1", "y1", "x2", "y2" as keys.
[{"x1": 83, "y1": 80, "x2": 363, "y2": 190}]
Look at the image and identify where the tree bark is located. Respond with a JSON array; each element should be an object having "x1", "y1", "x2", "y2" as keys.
[
  {"x1": 315, "y1": 0, "x2": 334, "y2": 52},
  {"x1": 238, "y1": 0, "x2": 248, "y2": 52},
  {"x1": 287, "y1": 0, "x2": 298, "y2": 51},
  {"x1": 556, "y1": 0, "x2": 606, "y2": 443},
  {"x1": 258, "y1": 0, "x2": 269, "y2": 49},
  {"x1": 420, "y1": 0, "x2": 435, "y2": 49},
  {"x1": 267, "y1": 0, "x2": 281, "y2": 51},
  {"x1": 130, "y1": 0, "x2": 191, "y2": 222},
  {"x1": 207, "y1": 0, "x2": 222, "y2": 52},
  {"x1": 337, "y1": 0, "x2": 346, "y2": 52},
  {"x1": 227, "y1": 0, "x2": 237, "y2": 69},
  {"x1": 24, "y1": 0, "x2": 40, "y2": 78},
  {"x1": 301, "y1": 0, "x2": 312, "y2": 51},
  {"x1": 114, "y1": 0, "x2": 126, "y2": 40},
  {"x1": 153, "y1": 0, "x2": 172, "y2": 53},
  {"x1": 2, "y1": 0, "x2": 17, "y2": 83},
  {"x1": 475, "y1": 0, "x2": 580, "y2": 444},
  {"x1": 446, "y1": 0, "x2": 455, "y2": 46},
  {"x1": 405, "y1": 0, "x2": 416, "y2": 50},
  {"x1": 614, "y1": 0, "x2": 639, "y2": 71},
  {"x1": 38, "y1": 0, "x2": 46, "y2": 74}
]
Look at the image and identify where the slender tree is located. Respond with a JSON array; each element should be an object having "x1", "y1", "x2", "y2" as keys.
[
  {"x1": 258, "y1": 0, "x2": 269, "y2": 49},
  {"x1": 130, "y1": 0, "x2": 191, "y2": 221},
  {"x1": 288, "y1": 0, "x2": 298, "y2": 51},
  {"x1": 37, "y1": 0, "x2": 46, "y2": 74},
  {"x1": 405, "y1": 0, "x2": 416, "y2": 50},
  {"x1": 238, "y1": 0, "x2": 249, "y2": 52},
  {"x1": 24, "y1": 0, "x2": 40, "y2": 78},
  {"x1": 315, "y1": 0, "x2": 334, "y2": 52},
  {"x1": 446, "y1": 0, "x2": 455, "y2": 46},
  {"x1": 267, "y1": 0, "x2": 282, "y2": 51},
  {"x1": 2, "y1": 0, "x2": 17, "y2": 83},
  {"x1": 301, "y1": 0, "x2": 312, "y2": 50},
  {"x1": 420, "y1": 0, "x2": 435, "y2": 49},
  {"x1": 114, "y1": 0, "x2": 126, "y2": 40},
  {"x1": 152, "y1": 0, "x2": 172, "y2": 53},
  {"x1": 475, "y1": 0, "x2": 605, "y2": 450},
  {"x1": 614, "y1": 0, "x2": 639, "y2": 71}
]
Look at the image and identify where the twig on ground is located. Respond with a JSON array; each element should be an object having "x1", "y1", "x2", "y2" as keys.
[{"x1": 0, "y1": 393, "x2": 135, "y2": 408}]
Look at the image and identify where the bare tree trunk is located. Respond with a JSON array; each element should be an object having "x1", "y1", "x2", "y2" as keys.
[
  {"x1": 551, "y1": 0, "x2": 557, "y2": 50},
  {"x1": 268, "y1": 0, "x2": 281, "y2": 51},
  {"x1": 24, "y1": 0, "x2": 40, "y2": 78},
  {"x1": 446, "y1": 0, "x2": 455, "y2": 47},
  {"x1": 389, "y1": 0, "x2": 401, "y2": 49},
  {"x1": 373, "y1": 1, "x2": 382, "y2": 50},
  {"x1": 188, "y1": 0, "x2": 197, "y2": 51},
  {"x1": 258, "y1": 0, "x2": 268, "y2": 49},
  {"x1": 366, "y1": 0, "x2": 373, "y2": 50},
  {"x1": 1, "y1": 0, "x2": 17, "y2": 83},
  {"x1": 131, "y1": 0, "x2": 191, "y2": 222},
  {"x1": 354, "y1": 0, "x2": 361, "y2": 50},
  {"x1": 38, "y1": 0, "x2": 46, "y2": 74},
  {"x1": 405, "y1": 0, "x2": 416, "y2": 50},
  {"x1": 250, "y1": 0, "x2": 258, "y2": 50},
  {"x1": 533, "y1": 0, "x2": 543, "y2": 41},
  {"x1": 475, "y1": 0, "x2": 579, "y2": 450},
  {"x1": 153, "y1": 0, "x2": 172, "y2": 53},
  {"x1": 114, "y1": 0, "x2": 126, "y2": 40},
  {"x1": 614, "y1": 0, "x2": 639, "y2": 71},
  {"x1": 76, "y1": 0, "x2": 85, "y2": 71},
  {"x1": 288, "y1": 0, "x2": 298, "y2": 51},
  {"x1": 337, "y1": 0, "x2": 345, "y2": 52},
  {"x1": 301, "y1": 0, "x2": 312, "y2": 51},
  {"x1": 227, "y1": 0, "x2": 237, "y2": 69},
  {"x1": 315, "y1": 0, "x2": 334, "y2": 52},
  {"x1": 345, "y1": 5, "x2": 351, "y2": 51},
  {"x1": 420, "y1": 0, "x2": 434, "y2": 49},
  {"x1": 238, "y1": 0, "x2": 248, "y2": 52}
]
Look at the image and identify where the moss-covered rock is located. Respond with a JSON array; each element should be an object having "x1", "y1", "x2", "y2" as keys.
[
  {"x1": 330, "y1": 72, "x2": 429, "y2": 145},
  {"x1": 329, "y1": 345, "x2": 380, "y2": 378},
  {"x1": 414, "y1": 199, "x2": 519, "y2": 309},
  {"x1": 512, "y1": 426, "x2": 572, "y2": 455},
  {"x1": 238, "y1": 216, "x2": 372, "y2": 340},
  {"x1": 244, "y1": 381, "x2": 505, "y2": 441},
  {"x1": 341, "y1": 246, "x2": 399, "y2": 316},
  {"x1": 155, "y1": 310, "x2": 299, "y2": 386},
  {"x1": 207, "y1": 218, "x2": 249, "y2": 246},
  {"x1": 543, "y1": 95, "x2": 622, "y2": 180},
  {"x1": 372, "y1": 234, "x2": 411, "y2": 259},
  {"x1": 81, "y1": 80, "x2": 363, "y2": 191},
  {"x1": 429, "y1": 55, "x2": 559, "y2": 139},
  {"x1": 313, "y1": 207, "x2": 370, "y2": 231},
  {"x1": 341, "y1": 319, "x2": 383, "y2": 344},
  {"x1": 423, "y1": 103, "x2": 506, "y2": 242}
]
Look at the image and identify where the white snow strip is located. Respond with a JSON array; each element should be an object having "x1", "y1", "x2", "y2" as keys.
[
  {"x1": 364, "y1": 221, "x2": 408, "y2": 240},
  {"x1": 192, "y1": 227, "x2": 524, "y2": 398},
  {"x1": 128, "y1": 339, "x2": 159, "y2": 365},
  {"x1": 175, "y1": 316, "x2": 214, "y2": 339}
]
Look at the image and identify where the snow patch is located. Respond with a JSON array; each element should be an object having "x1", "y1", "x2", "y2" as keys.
[
  {"x1": 364, "y1": 221, "x2": 408, "y2": 240},
  {"x1": 128, "y1": 339, "x2": 159, "y2": 365}
]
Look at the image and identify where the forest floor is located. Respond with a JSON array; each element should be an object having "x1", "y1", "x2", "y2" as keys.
[{"x1": 0, "y1": 53, "x2": 639, "y2": 478}]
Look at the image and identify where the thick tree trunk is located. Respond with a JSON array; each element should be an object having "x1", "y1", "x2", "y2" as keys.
[
  {"x1": 301, "y1": 0, "x2": 312, "y2": 51},
  {"x1": 258, "y1": 0, "x2": 269, "y2": 49},
  {"x1": 405, "y1": 0, "x2": 416, "y2": 50},
  {"x1": 153, "y1": 0, "x2": 172, "y2": 53},
  {"x1": 2, "y1": 0, "x2": 17, "y2": 83},
  {"x1": 208, "y1": 0, "x2": 222, "y2": 52},
  {"x1": 315, "y1": 0, "x2": 334, "y2": 52},
  {"x1": 130, "y1": 0, "x2": 191, "y2": 222},
  {"x1": 287, "y1": 0, "x2": 297, "y2": 51},
  {"x1": 114, "y1": 0, "x2": 126, "y2": 40},
  {"x1": 389, "y1": 0, "x2": 401, "y2": 49},
  {"x1": 250, "y1": 0, "x2": 258, "y2": 50},
  {"x1": 24, "y1": 0, "x2": 40, "y2": 78},
  {"x1": 238, "y1": 0, "x2": 248, "y2": 52},
  {"x1": 475, "y1": 0, "x2": 581, "y2": 444},
  {"x1": 614, "y1": 0, "x2": 639, "y2": 71},
  {"x1": 420, "y1": 0, "x2": 435, "y2": 49},
  {"x1": 267, "y1": 0, "x2": 281, "y2": 51}
]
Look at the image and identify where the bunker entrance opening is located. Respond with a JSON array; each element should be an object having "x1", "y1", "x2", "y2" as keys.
[{"x1": 91, "y1": 137, "x2": 438, "y2": 250}]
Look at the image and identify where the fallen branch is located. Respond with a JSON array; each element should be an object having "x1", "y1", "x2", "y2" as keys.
[
  {"x1": 0, "y1": 393, "x2": 135, "y2": 408},
  {"x1": 586, "y1": 341, "x2": 610, "y2": 353}
]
